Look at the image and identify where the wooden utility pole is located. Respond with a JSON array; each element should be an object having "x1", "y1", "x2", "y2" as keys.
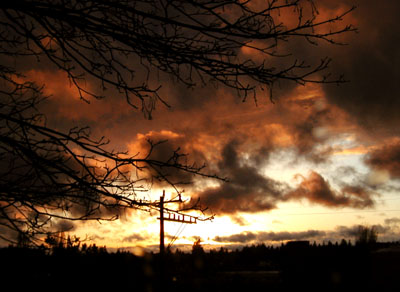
[
  {"x1": 159, "y1": 190, "x2": 165, "y2": 256},
  {"x1": 157, "y1": 190, "x2": 200, "y2": 288},
  {"x1": 158, "y1": 190, "x2": 197, "y2": 255},
  {"x1": 158, "y1": 191, "x2": 166, "y2": 288}
]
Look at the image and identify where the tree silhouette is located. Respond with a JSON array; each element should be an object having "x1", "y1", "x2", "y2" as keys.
[
  {"x1": 0, "y1": 1, "x2": 356, "y2": 245},
  {"x1": 192, "y1": 238, "x2": 204, "y2": 255},
  {"x1": 355, "y1": 225, "x2": 378, "y2": 246}
]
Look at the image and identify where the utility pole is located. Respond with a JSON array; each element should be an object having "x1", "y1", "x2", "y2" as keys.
[
  {"x1": 158, "y1": 191, "x2": 165, "y2": 289},
  {"x1": 159, "y1": 190, "x2": 165, "y2": 257},
  {"x1": 124, "y1": 190, "x2": 210, "y2": 290},
  {"x1": 158, "y1": 190, "x2": 197, "y2": 255},
  {"x1": 157, "y1": 190, "x2": 198, "y2": 287}
]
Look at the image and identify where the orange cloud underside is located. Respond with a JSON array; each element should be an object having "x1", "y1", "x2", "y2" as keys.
[{"x1": 21, "y1": 69, "x2": 132, "y2": 122}]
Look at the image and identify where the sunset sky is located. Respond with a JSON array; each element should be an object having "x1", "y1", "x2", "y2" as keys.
[{"x1": 12, "y1": 0, "x2": 400, "y2": 252}]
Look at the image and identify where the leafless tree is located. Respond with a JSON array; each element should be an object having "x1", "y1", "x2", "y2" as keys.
[
  {"x1": 355, "y1": 225, "x2": 378, "y2": 246},
  {"x1": 0, "y1": 0, "x2": 356, "y2": 245}
]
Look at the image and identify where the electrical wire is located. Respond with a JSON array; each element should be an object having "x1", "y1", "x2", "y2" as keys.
[
  {"x1": 167, "y1": 222, "x2": 187, "y2": 249},
  {"x1": 167, "y1": 225, "x2": 182, "y2": 249},
  {"x1": 280, "y1": 209, "x2": 400, "y2": 216}
]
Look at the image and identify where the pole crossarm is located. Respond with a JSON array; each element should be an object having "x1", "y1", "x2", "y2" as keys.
[{"x1": 158, "y1": 212, "x2": 197, "y2": 224}]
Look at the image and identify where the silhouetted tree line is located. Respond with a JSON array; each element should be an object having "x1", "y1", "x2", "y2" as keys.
[
  {"x1": 1, "y1": 242, "x2": 152, "y2": 290},
  {"x1": 2, "y1": 237, "x2": 399, "y2": 291}
]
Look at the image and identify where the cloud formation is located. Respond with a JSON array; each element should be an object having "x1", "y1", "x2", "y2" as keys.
[
  {"x1": 384, "y1": 217, "x2": 400, "y2": 225},
  {"x1": 365, "y1": 139, "x2": 400, "y2": 179},
  {"x1": 214, "y1": 222, "x2": 400, "y2": 245},
  {"x1": 191, "y1": 140, "x2": 290, "y2": 214},
  {"x1": 192, "y1": 158, "x2": 378, "y2": 215},
  {"x1": 323, "y1": 0, "x2": 400, "y2": 137},
  {"x1": 286, "y1": 171, "x2": 375, "y2": 209},
  {"x1": 122, "y1": 233, "x2": 146, "y2": 243},
  {"x1": 214, "y1": 230, "x2": 326, "y2": 243}
]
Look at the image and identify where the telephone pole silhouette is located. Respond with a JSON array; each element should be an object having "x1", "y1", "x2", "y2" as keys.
[
  {"x1": 157, "y1": 190, "x2": 199, "y2": 287},
  {"x1": 158, "y1": 190, "x2": 198, "y2": 254},
  {"x1": 126, "y1": 190, "x2": 211, "y2": 290}
]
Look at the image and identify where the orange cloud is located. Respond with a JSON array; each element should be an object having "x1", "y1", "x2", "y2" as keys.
[
  {"x1": 287, "y1": 171, "x2": 375, "y2": 208},
  {"x1": 23, "y1": 69, "x2": 87, "y2": 101},
  {"x1": 21, "y1": 69, "x2": 132, "y2": 123}
]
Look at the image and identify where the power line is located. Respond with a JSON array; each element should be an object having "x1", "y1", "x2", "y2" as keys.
[
  {"x1": 377, "y1": 197, "x2": 400, "y2": 201},
  {"x1": 280, "y1": 209, "x2": 400, "y2": 216},
  {"x1": 167, "y1": 223, "x2": 187, "y2": 249}
]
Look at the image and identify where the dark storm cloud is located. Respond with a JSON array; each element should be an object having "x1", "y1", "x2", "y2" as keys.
[
  {"x1": 365, "y1": 139, "x2": 400, "y2": 178},
  {"x1": 286, "y1": 104, "x2": 332, "y2": 158},
  {"x1": 192, "y1": 140, "x2": 291, "y2": 214},
  {"x1": 286, "y1": 171, "x2": 375, "y2": 208},
  {"x1": 322, "y1": 0, "x2": 400, "y2": 136}
]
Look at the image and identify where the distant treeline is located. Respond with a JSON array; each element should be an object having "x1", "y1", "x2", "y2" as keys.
[{"x1": 1, "y1": 239, "x2": 399, "y2": 291}]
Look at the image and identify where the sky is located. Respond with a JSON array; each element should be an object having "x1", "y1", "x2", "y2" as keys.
[{"x1": 11, "y1": 0, "x2": 400, "y2": 251}]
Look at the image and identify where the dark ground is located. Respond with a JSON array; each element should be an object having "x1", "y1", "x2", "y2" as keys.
[{"x1": 1, "y1": 241, "x2": 399, "y2": 291}]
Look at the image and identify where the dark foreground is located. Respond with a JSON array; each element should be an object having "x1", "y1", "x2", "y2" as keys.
[{"x1": 1, "y1": 241, "x2": 399, "y2": 291}]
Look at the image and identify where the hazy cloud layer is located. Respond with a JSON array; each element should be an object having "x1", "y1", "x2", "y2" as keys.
[
  {"x1": 384, "y1": 217, "x2": 400, "y2": 225},
  {"x1": 214, "y1": 230, "x2": 326, "y2": 244},
  {"x1": 214, "y1": 222, "x2": 400, "y2": 244},
  {"x1": 122, "y1": 233, "x2": 146, "y2": 243}
]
